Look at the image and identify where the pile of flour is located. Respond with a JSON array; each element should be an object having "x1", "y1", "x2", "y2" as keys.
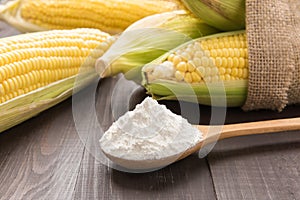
[{"x1": 99, "y1": 97, "x2": 202, "y2": 166}]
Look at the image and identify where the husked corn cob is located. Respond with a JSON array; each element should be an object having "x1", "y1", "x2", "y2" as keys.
[
  {"x1": 142, "y1": 31, "x2": 248, "y2": 107},
  {"x1": 0, "y1": 28, "x2": 113, "y2": 104},
  {"x1": 0, "y1": 28, "x2": 115, "y2": 133},
  {"x1": 0, "y1": 0, "x2": 182, "y2": 34}
]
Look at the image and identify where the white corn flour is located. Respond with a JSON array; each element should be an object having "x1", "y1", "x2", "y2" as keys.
[{"x1": 100, "y1": 97, "x2": 202, "y2": 165}]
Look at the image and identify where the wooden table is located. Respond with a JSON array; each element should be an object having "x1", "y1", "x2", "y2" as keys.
[{"x1": 0, "y1": 22, "x2": 300, "y2": 200}]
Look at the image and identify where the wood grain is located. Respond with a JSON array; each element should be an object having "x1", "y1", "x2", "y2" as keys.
[
  {"x1": 0, "y1": 101, "x2": 85, "y2": 200},
  {"x1": 207, "y1": 131, "x2": 300, "y2": 200}
]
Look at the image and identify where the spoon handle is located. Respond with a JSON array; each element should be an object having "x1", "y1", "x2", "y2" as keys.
[
  {"x1": 178, "y1": 117, "x2": 300, "y2": 161},
  {"x1": 176, "y1": 117, "x2": 300, "y2": 161},
  {"x1": 217, "y1": 117, "x2": 300, "y2": 140},
  {"x1": 196, "y1": 117, "x2": 300, "y2": 144}
]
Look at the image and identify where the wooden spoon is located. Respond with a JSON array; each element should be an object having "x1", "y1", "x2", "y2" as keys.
[{"x1": 102, "y1": 117, "x2": 300, "y2": 171}]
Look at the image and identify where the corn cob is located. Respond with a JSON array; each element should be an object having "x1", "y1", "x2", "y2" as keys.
[
  {"x1": 0, "y1": 28, "x2": 114, "y2": 132},
  {"x1": 182, "y1": 0, "x2": 245, "y2": 31},
  {"x1": 0, "y1": 0, "x2": 182, "y2": 34},
  {"x1": 96, "y1": 11, "x2": 220, "y2": 82},
  {"x1": 142, "y1": 31, "x2": 248, "y2": 107}
]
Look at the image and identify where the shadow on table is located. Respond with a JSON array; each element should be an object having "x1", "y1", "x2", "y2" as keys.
[
  {"x1": 208, "y1": 130, "x2": 300, "y2": 161},
  {"x1": 110, "y1": 153, "x2": 210, "y2": 191},
  {"x1": 127, "y1": 86, "x2": 300, "y2": 125}
]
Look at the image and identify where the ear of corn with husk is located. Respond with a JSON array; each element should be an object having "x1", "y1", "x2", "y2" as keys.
[
  {"x1": 142, "y1": 30, "x2": 248, "y2": 107},
  {"x1": 0, "y1": 28, "x2": 114, "y2": 133},
  {"x1": 0, "y1": 0, "x2": 184, "y2": 34},
  {"x1": 96, "y1": 11, "x2": 220, "y2": 82},
  {"x1": 182, "y1": 0, "x2": 245, "y2": 31}
]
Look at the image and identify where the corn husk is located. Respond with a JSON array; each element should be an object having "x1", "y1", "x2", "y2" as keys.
[
  {"x1": 96, "y1": 11, "x2": 220, "y2": 82},
  {"x1": 0, "y1": 28, "x2": 113, "y2": 133},
  {"x1": 144, "y1": 79, "x2": 248, "y2": 107},
  {"x1": 182, "y1": 0, "x2": 245, "y2": 31}
]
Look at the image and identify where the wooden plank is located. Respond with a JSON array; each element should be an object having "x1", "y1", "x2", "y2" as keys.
[
  {"x1": 0, "y1": 100, "x2": 85, "y2": 200},
  {"x1": 73, "y1": 76, "x2": 217, "y2": 200},
  {"x1": 207, "y1": 130, "x2": 300, "y2": 200}
]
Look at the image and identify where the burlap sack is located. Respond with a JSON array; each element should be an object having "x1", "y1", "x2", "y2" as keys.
[{"x1": 243, "y1": 0, "x2": 300, "y2": 111}]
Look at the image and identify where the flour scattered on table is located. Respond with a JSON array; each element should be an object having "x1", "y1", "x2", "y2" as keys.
[{"x1": 99, "y1": 97, "x2": 202, "y2": 165}]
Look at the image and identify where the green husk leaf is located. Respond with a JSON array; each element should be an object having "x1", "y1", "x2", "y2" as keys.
[
  {"x1": 144, "y1": 79, "x2": 248, "y2": 107},
  {"x1": 96, "y1": 10, "x2": 220, "y2": 83},
  {"x1": 182, "y1": 0, "x2": 245, "y2": 31}
]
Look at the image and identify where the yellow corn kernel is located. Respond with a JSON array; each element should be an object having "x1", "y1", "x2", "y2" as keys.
[
  {"x1": 205, "y1": 67, "x2": 212, "y2": 76},
  {"x1": 215, "y1": 57, "x2": 222, "y2": 67},
  {"x1": 0, "y1": 84, "x2": 4, "y2": 95},
  {"x1": 211, "y1": 67, "x2": 219, "y2": 76},
  {"x1": 187, "y1": 61, "x2": 196, "y2": 72},
  {"x1": 221, "y1": 57, "x2": 228, "y2": 68},
  {"x1": 225, "y1": 74, "x2": 232, "y2": 81},
  {"x1": 228, "y1": 48, "x2": 235, "y2": 57},
  {"x1": 219, "y1": 67, "x2": 226, "y2": 75},
  {"x1": 201, "y1": 57, "x2": 210, "y2": 66},
  {"x1": 238, "y1": 68, "x2": 244, "y2": 78},
  {"x1": 220, "y1": 75, "x2": 225, "y2": 81},
  {"x1": 227, "y1": 57, "x2": 234, "y2": 68},
  {"x1": 176, "y1": 62, "x2": 188, "y2": 72},
  {"x1": 167, "y1": 53, "x2": 175, "y2": 62},
  {"x1": 196, "y1": 66, "x2": 205, "y2": 77},
  {"x1": 234, "y1": 48, "x2": 240, "y2": 57},
  {"x1": 191, "y1": 72, "x2": 201, "y2": 82},
  {"x1": 233, "y1": 57, "x2": 239, "y2": 68},
  {"x1": 184, "y1": 72, "x2": 193, "y2": 83},
  {"x1": 223, "y1": 48, "x2": 230, "y2": 57},
  {"x1": 175, "y1": 71, "x2": 185, "y2": 81},
  {"x1": 193, "y1": 58, "x2": 202, "y2": 67},
  {"x1": 210, "y1": 49, "x2": 218, "y2": 58},
  {"x1": 173, "y1": 55, "x2": 182, "y2": 66},
  {"x1": 232, "y1": 68, "x2": 238, "y2": 76}
]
